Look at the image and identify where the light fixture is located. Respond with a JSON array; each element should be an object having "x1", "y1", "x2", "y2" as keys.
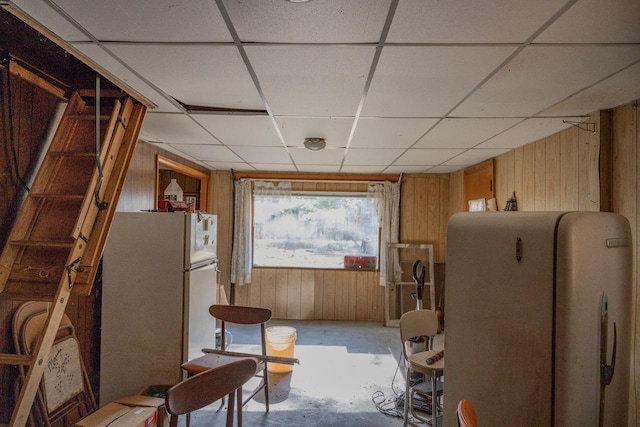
[{"x1": 304, "y1": 137, "x2": 326, "y2": 151}]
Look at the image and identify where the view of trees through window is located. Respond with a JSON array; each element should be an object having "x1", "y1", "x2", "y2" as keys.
[{"x1": 253, "y1": 194, "x2": 380, "y2": 269}]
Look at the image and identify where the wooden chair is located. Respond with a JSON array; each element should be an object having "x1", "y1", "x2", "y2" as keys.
[
  {"x1": 12, "y1": 301, "x2": 97, "y2": 426},
  {"x1": 457, "y1": 399, "x2": 478, "y2": 427},
  {"x1": 399, "y1": 309, "x2": 444, "y2": 427},
  {"x1": 166, "y1": 358, "x2": 257, "y2": 427},
  {"x1": 182, "y1": 305, "x2": 273, "y2": 413}
]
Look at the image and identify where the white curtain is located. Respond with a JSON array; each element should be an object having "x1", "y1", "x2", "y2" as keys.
[
  {"x1": 369, "y1": 180, "x2": 401, "y2": 286},
  {"x1": 230, "y1": 179, "x2": 252, "y2": 285}
]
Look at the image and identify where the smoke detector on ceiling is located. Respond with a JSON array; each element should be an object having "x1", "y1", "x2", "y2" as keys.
[{"x1": 304, "y1": 137, "x2": 326, "y2": 151}]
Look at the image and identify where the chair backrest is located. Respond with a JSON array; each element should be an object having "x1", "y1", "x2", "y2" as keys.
[
  {"x1": 165, "y1": 358, "x2": 257, "y2": 421},
  {"x1": 210, "y1": 305, "x2": 272, "y2": 351},
  {"x1": 399, "y1": 309, "x2": 439, "y2": 360},
  {"x1": 12, "y1": 301, "x2": 96, "y2": 426},
  {"x1": 210, "y1": 304, "x2": 272, "y2": 325},
  {"x1": 457, "y1": 399, "x2": 478, "y2": 427}
]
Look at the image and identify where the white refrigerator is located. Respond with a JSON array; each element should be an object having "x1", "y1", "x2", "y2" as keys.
[
  {"x1": 444, "y1": 211, "x2": 632, "y2": 427},
  {"x1": 100, "y1": 212, "x2": 218, "y2": 405}
]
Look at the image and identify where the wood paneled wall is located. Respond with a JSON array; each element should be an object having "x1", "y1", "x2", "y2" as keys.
[
  {"x1": 224, "y1": 175, "x2": 450, "y2": 322},
  {"x1": 492, "y1": 111, "x2": 604, "y2": 213},
  {"x1": 611, "y1": 100, "x2": 639, "y2": 424}
]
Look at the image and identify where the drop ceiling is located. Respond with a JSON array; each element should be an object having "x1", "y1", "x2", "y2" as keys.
[{"x1": 5, "y1": 0, "x2": 640, "y2": 174}]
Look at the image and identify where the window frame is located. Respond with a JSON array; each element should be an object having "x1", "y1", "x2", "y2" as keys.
[{"x1": 251, "y1": 189, "x2": 381, "y2": 271}]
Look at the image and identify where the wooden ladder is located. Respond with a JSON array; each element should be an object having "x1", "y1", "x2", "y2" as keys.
[{"x1": 0, "y1": 90, "x2": 145, "y2": 427}]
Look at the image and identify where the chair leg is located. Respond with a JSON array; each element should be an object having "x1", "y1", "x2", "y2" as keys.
[
  {"x1": 237, "y1": 387, "x2": 243, "y2": 427},
  {"x1": 263, "y1": 366, "x2": 270, "y2": 413},
  {"x1": 403, "y1": 367, "x2": 410, "y2": 427},
  {"x1": 226, "y1": 392, "x2": 235, "y2": 427}
]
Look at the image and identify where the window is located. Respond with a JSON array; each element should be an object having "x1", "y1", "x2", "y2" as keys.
[{"x1": 253, "y1": 192, "x2": 380, "y2": 269}]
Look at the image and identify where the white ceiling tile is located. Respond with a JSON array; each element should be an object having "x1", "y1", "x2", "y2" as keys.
[
  {"x1": 192, "y1": 115, "x2": 281, "y2": 146},
  {"x1": 540, "y1": 61, "x2": 640, "y2": 116},
  {"x1": 251, "y1": 164, "x2": 298, "y2": 172},
  {"x1": 383, "y1": 165, "x2": 430, "y2": 174},
  {"x1": 53, "y1": 0, "x2": 232, "y2": 42},
  {"x1": 275, "y1": 117, "x2": 354, "y2": 148},
  {"x1": 394, "y1": 149, "x2": 464, "y2": 166},
  {"x1": 442, "y1": 148, "x2": 511, "y2": 166},
  {"x1": 245, "y1": 45, "x2": 376, "y2": 116},
  {"x1": 12, "y1": 0, "x2": 90, "y2": 41},
  {"x1": 340, "y1": 165, "x2": 388, "y2": 174},
  {"x1": 415, "y1": 118, "x2": 522, "y2": 149},
  {"x1": 343, "y1": 148, "x2": 405, "y2": 166},
  {"x1": 350, "y1": 118, "x2": 438, "y2": 148},
  {"x1": 142, "y1": 113, "x2": 220, "y2": 144},
  {"x1": 535, "y1": 0, "x2": 640, "y2": 43},
  {"x1": 427, "y1": 165, "x2": 465, "y2": 174},
  {"x1": 146, "y1": 142, "x2": 209, "y2": 168},
  {"x1": 388, "y1": 0, "x2": 567, "y2": 43},
  {"x1": 105, "y1": 44, "x2": 264, "y2": 110},
  {"x1": 295, "y1": 165, "x2": 342, "y2": 173},
  {"x1": 231, "y1": 146, "x2": 292, "y2": 164},
  {"x1": 453, "y1": 45, "x2": 640, "y2": 117},
  {"x1": 171, "y1": 144, "x2": 243, "y2": 162},
  {"x1": 204, "y1": 161, "x2": 254, "y2": 171},
  {"x1": 71, "y1": 43, "x2": 181, "y2": 112},
  {"x1": 223, "y1": 0, "x2": 391, "y2": 43},
  {"x1": 478, "y1": 118, "x2": 579, "y2": 149},
  {"x1": 362, "y1": 46, "x2": 517, "y2": 117},
  {"x1": 289, "y1": 148, "x2": 346, "y2": 165}
]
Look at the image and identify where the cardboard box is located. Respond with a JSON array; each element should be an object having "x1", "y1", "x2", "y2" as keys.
[
  {"x1": 118, "y1": 394, "x2": 169, "y2": 427},
  {"x1": 140, "y1": 385, "x2": 173, "y2": 427},
  {"x1": 76, "y1": 402, "x2": 156, "y2": 427}
]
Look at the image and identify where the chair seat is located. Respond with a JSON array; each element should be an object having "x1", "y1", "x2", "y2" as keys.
[
  {"x1": 408, "y1": 350, "x2": 444, "y2": 376},
  {"x1": 182, "y1": 354, "x2": 263, "y2": 376}
]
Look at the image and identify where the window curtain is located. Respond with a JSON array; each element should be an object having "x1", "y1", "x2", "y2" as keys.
[
  {"x1": 369, "y1": 180, "x2": 401, "y2": 286},
  {"x1": 253, "y1": 180, "x2": 292, "y2": 196},
  {"x1": 231, "y1": 180, "x2": 291, "y2": 285},
  {"x1": 230, "y1": 179, "x2": 252, "y2": 285}
]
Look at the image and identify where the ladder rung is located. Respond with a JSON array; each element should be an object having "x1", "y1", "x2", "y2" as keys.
[
  {"x1": 48, "y1": 151, "x2": 96, "y2": 158},
  {"x1": 0, "y1": 354, "x2": 33, "y2": 366},
  {"x1": 65, "y1": 114, "x2": 111, "y2": 120},
  {"x1": 29, "y1": 193, "x2": 85, "y2": 200},
  {"x1": 10, "y1": 240, "x2": 74, "y2": 249}
]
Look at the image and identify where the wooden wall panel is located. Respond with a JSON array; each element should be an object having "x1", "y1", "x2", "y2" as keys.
[
  {"x1": 611, "y1": 101, "x2": 639, "y2": 425},
  {"x1": 486, "y1": 111, "x2": 602, "y2": 213},
  {"x1": 449, "y1": 170, "x2": 465, "y2": 215},
  {"x1": 560, "y1": 129, "x2": 580, "y2": 210},
  {"x1": 400, "y1": 174, "x2": 450, "y2": 262},
  {"x1": 545, "y1": 134, "x2": 562, "y2": 210}
]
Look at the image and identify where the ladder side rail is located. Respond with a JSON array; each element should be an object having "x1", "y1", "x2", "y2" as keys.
[
  {"x1": 9, "y1": 260, "x2": 79, "y2": 427},
  {"x1": 71, "y1": 99, "x2": 123, "y2": 241},
  {"x1": 73, "y1": 100, "x2": 146, "y2": 292}
]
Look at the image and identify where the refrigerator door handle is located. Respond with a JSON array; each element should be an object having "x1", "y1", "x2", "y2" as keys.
[
  {"x1": 600, "y1": 322, "x2": 617, "y2": 386},
  {"x1": 188, "y1": 258, "x2": 218, "y2": 271}
]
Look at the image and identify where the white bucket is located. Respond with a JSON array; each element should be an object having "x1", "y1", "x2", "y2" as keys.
[{"x1": 265, "y1": 326, "x2": 297, "y2": 374}]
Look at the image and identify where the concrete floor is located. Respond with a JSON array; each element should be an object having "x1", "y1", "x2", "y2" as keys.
[{"x1": 184, "y1": 319, "x2": 444, "y2": 427}]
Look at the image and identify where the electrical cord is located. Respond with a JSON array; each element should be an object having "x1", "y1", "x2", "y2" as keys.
[
  {"x1": 371, "y1": 346, "x2": 405, "y2": 419},
  {"x1": 372, "y1": 345, "x2": 437, "y2": 422},
  {"x1": 1, "y1": 45, "x2": 30, "y2": 193}
]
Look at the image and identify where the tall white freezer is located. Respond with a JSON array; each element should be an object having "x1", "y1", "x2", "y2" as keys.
[
  {"x1": 100, "y1": 212, "x2": 218, "y2": 405},
  {"x1": 444, "y1": 211, "x2": 632, "y2": 426}
]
